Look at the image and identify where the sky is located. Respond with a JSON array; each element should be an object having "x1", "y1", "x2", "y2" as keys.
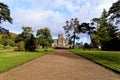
[{"x1": 0, "y1": 0, "x2": 118, "y2": 43}]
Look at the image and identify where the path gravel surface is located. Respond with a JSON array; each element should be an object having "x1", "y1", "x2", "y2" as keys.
[{"x1": 0, "y1": 49, "x2": 120, "y2": 80}]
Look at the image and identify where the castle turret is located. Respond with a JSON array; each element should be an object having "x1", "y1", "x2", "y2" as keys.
[
  {"x1": 52, "y1": 34, "x2": 69, "y2": 48},
  {"x1": 58, "y1": 34, "x2": 64, "y2": 47}
]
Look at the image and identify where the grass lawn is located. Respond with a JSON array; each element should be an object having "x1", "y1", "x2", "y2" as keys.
[
  {"x1": 69, "y1": 49, "x2": 120, "y2": 73},
  {"x1": 0, "y1": 48, "x2": 54, "y2": 73}
]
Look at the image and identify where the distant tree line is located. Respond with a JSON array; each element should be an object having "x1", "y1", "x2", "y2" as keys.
[
  {"x1": 0, "y1": 26, "x2": 53, "y2": 51},
  {"x1": 0, "y1": 2, "x2": 53, "y2": 51},
  {"x1": 63, "y1": 0, "x2": 120, "y2": 51},
  {"x1": 1, "y1": 1, "x2": 120, "y2": 51},
  {"x1": 15, "y1": 27, "x2": 53, "y2": 51},
  {"x1": 0, "y1": 27, "x2": 16, "y2": 48}
]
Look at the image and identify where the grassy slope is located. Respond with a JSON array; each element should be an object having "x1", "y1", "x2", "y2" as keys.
[
  {"x1": 0, "y1": 49, "x2": 54, "y2": 73},
  {"x1": 69, "y1": 49, "x2": 120, "y2": 73}
]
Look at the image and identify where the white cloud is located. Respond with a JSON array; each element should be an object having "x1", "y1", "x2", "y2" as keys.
[
  {"x1": 65, "y1": 1, "x2": 80, "y2": 13},
  {"x1": 0, "y1": 0, "x2": 118, "y2": 43},
  {"x1": 13, "y1": 9, "x2": 50, "y2": 25},
  {"x1": 72, "y1": 1, "x2": 91, "y2": 22},
  {"x1": 96, "y1": 0, "x2": 118, "y2": 12},
  {"x1": 0, "y1": 0, "x2": 14, "y2": 5},
  {"x1": 11, "y1": 8, "x2": 66, "y2": 36}
]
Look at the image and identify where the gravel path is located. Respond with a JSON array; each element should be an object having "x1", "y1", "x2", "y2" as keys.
[{"x1": 0, "y1": 49, "x2": 120, "y2": 80}]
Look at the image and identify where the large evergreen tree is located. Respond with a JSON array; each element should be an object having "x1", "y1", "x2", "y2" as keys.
[
  {"x1": 15, "y1": 26, "x2": 36, "y2": 51},
  {"x1": 0, "y1": 2, "x2": 12, "y2": 24},
  {"x1": 108, "y1": 0, "x2": 120, "y2": 24},
  {"x1": 91, "y1": 9, "x2": 118, "y2": 50}
]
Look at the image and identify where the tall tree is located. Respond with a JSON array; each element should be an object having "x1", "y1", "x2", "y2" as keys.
[
  {"x1": 21, "y1": 26, "x2": 33, "y2": 40},
  {"x1": 25, "y1": 34, "x2": 36, "y2": 51},
  {"x1": 63, "y1": 18, "x2": 80, "y2": 49},
  {"x1": 0, "y1": 27, "x2": 9, "y2": 46},
  {"x1": 36, "y1": 27, "x2": 53, "y2": 49},
  {"x1": 79, "y1": 23, "x2": 95, "y2": 45},
  {"x1": 91, "y1": 9, "x2": 118, "y2": 49},
  {"x1": 16, "y1": 26, "x2": 33, "y2": 42},
  {"x1": 108, "y1": 0, "x2": 120, "y2": 24},
  {"x1": 15, "y1": 26, "x2": 36, "y2": 51},
  {"x1": 0, "y1": 2, "x2": 12, "y2": 46},
  {"x1": 0, "y1": 2, "x2": 12, "y2": 24}
]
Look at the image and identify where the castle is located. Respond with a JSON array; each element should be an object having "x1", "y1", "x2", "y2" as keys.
[{"x1": 52, "y1": 34, "x2": 69, "y2": 48}]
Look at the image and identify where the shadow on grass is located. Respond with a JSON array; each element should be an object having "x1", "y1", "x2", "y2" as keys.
[
  {"x1": 71, "y1": 51, "x2": 120, "y2": 74},
  {"x1": 52, "y1": 49, "x2": 120, "y2": 74}
]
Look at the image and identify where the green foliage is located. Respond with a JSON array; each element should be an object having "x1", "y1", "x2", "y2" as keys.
[
  {"x1": 21, "y1": 26, "x2": 33, "y2": 39},
  {"x1": 4, "y1": 45, "x2": 11, "y2": 49},
  {"x1": 63, "y1": 18, "x2": 95, "y2": 49},
  {"x1": 83, "y1": 43, "x2": 91, "y2": 50},
  {"x1": 15, "y1": 27, "x2": 33, "y2": 43},
  {"x1": 108, "y1": 0, "x2": 120, "y2": 24},
  {"x1": 0, "y1": 2, "x2": 12, "y2": 24},
  {"x1": 0, "y1": 44, "x2": 4, "y2": 49},
  {"x1": 91, "y1": 9, "x2": 118, "y2": 50},
  {"x1": 10, "y1": 33, "x2": 17, "y2": 42},
  {"x1": 79, "y1": 22, "x2": 95, "y2": 46},
  {"x1": 0, "y1": 28, "x2": 17, "y2": 47},
  {"x1": 36, "y1": 27, "x2": 53, "y2": 49},
  {"x1": 63, "y1": 18, "x2": 80, "y2": 49},
  {"x1": 15, "y1": 26, "x2": 36, "y2": 51},
  {"x1": 5, "y1": 39, "x2": 15, "y2": 47},
  {"x1": 15, "y1": 41, "x2": 25, "y2": 51},
  {"x1": 25, "y1": 34, "x2": 36, "y2": 51},
  {"x1": 101, "y1": 38, "x2": 120, "y2": 51},
  {"x1": 70, "y1": 49, "x2": 120, "y2": 73},
  {"x1": 0, "y1": 49, "x2": 54, "y2": 73},
  {"x1": 0, "y1": 32, "x2": 17, "y2": 48}
]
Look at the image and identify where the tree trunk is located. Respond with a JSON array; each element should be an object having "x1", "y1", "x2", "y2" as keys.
[
  {"x1": 42, "y1": 45, "x2": 45, "y2": 49},
  {"x1": 73, "y1": 32, "x2": 75, "y2": 49},
  {"x1": 69, "y1": 44, "x2": 72, "y2": 49}
]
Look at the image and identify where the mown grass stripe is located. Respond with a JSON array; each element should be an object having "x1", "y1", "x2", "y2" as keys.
[
  {"x1": 0, "y1": 49, "x2": 55, "y2": 73},
  {"x1": 69, "y1": 49, "x2": 120, "y2": 73}
]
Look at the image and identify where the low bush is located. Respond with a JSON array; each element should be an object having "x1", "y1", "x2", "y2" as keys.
[{"x1": 15, "y1": 41, "x2": 25, "y2": 51}]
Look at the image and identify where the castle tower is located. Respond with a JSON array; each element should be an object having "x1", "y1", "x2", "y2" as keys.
[
  {"x1": 58, "y1": 34, "x2": 65, "y2": 47},
  {"x1": 52, "y1": 33, "x2": 70, "y2": 48}
]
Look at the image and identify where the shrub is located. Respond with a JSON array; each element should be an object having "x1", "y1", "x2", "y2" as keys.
[
  {"x1": 0, "y1": 44, "x2": 4, "y2": 50},
  {"x1": 4, "y1": 45, "x2": 11, "y2": 49},
  {"x1": 83, "y1": 43, "x2": 91, "y2": 50},
  {"x1": 25, "y1": 34, "x2": 36, "y2": 51},
  {"x1": 15, "y1": 41, "x2": 25, "y2": 51},
  {"x1": 6, "y1": 39, "x2": 15, "y2": 47}
]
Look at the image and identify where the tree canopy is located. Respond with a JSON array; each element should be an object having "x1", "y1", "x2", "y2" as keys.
[
  {"x1": 15, "y1": 26, "x2": 36, "y2": 51},
  {"x1": 0, "y1": 2, "x2": 12, "y2": 24},
  {"x1": 108, "y1": 0, "x2": 120, "y2": 24},
  {"x1": 91, "y1": 9, "x2": 119, "y2": 50},
  {"x1": 36, "y1": 27, "x2": 53, "y2": 49},
  {"x1": 1, "y1": 1, "x2": 120, "y2": 51},
  {"x1": 63, "y1": 18, "x2": 80, "y2": 49}
]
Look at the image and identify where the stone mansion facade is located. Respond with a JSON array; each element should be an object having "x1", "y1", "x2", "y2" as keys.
[{"x1": 52, "y1": 34, "x2": 69, "y2": 48}]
